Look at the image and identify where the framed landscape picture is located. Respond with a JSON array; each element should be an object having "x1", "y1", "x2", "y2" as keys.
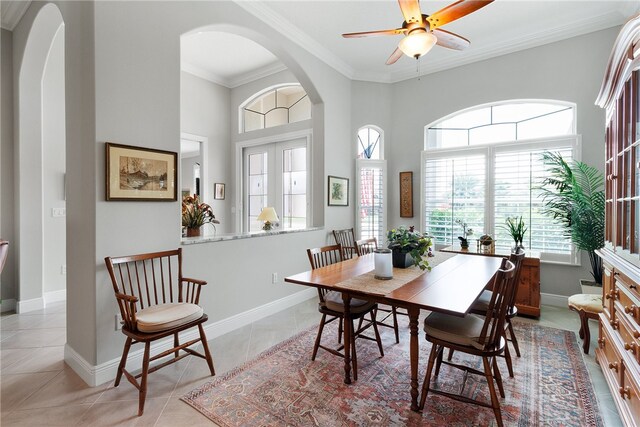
[
  {"x1": 105, "y1": 142, "x2": 177, "y2": 201},
  {"x1": 328, "y1": 175, "x2": 349, "y2": 206}
]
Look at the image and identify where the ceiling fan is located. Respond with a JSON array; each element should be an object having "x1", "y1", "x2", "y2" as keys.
[{"x1": 342, "y1": 0, "x2": 494, "y2": 65}]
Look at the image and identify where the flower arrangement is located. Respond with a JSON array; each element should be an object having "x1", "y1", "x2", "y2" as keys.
[
  {"x1": 181, "y1": 194, "x2": 220, "y2": 232},
  {"x1": 455, "y1": 219, "x2": 474, "y2": 248},
  {"x1": 502, "y1": 216, "x2": 527, "y2": 249},
  {"x1": 387, "y1": 226, "x2": 432, "y2": 270}
]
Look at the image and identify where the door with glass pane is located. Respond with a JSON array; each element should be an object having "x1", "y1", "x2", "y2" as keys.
[
  {"x1": 281, "y1": 142, "x2": 307, "y2": 230},
  {"x1": 244, "y1": 146, "x2": 272, "y2": 232}
]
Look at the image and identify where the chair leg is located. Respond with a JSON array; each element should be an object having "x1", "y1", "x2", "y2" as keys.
[
  {"x1": 435, "y1": 345, "x2": 444, "y2": 377},
  {"x1": 482, "y1": 356, "x2": 504, "y2": 427},
  {"x1": 447, "y1": 348, "x2": 454, "y2": 361},
  {"x1": 198, "y1": 323, "x2": 216, "y2": 376},
  {"x1": 139, "y1": 342, "x2": 151, "y2": 416},
  {"x1": 371, "y1": 310, "x2": 384, "y2": 357},
  {"x1": 507, "y1": 318, "x2": 521, "y2": 357},
  {"x1": 492, "y1": 356, "x2": 505, "y2": 398},
  {"x1": 351, "y1": 319, "x2": 358, "y2": 381},
  {"x1": 338, "y1": 317, "x2": 343, "y2": 344},
  {"x1": 503, "y1": 337, "x2": 514, "y2": 378},
  {"x1": 173, "y1": 333, "x2": 180, "y2": 358},
  {"x1": 115, "y1": 337, "x2": 132, "y2": 387},
  {"x1": 312, "y1": 314, "x2": 327, "y2": 361},
  {"x1": 392, "y1": 306, "x2": 400, "y2": 344},
  {"x1": 580, "y1": 311, "x2": 591, "y2": 354},
  {"x1": 419, "y1": 344, "x2": 440, "y2": 410}
]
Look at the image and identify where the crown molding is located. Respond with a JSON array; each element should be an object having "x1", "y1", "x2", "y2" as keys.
[
  {"x1": 233, "y1": 0, "x2": 355, "y2": 80},
  {"x1": 182, "y1": 60, "x2": 288, "y2": 89},
  {"x1": 181, "y1": 62, "x2": 232, "y2": 88},
  {"x1": 1, "y1": 0, "x2": 31, "y2": 31}
]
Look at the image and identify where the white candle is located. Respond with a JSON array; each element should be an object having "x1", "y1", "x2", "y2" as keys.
[{"x1": 374, "y1": 249, "x2": 393, "y2": 280}]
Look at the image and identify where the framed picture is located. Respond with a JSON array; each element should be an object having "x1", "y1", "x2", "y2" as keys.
[
  {"x1": 105, "y1": 142, "x2": 177, "y2": 201},
  {"x1": 328, "y1": 175, "x2": 349, "y2": 206},
  {"x1": 400, "y1": 171, "x2": 413, "y2": 218},
  {"x1": 214, "y1": 183, "x2": 225, "y2": 200},
  {"x1": 181, "y1": 189, "x2": 191, "y2": 200}
]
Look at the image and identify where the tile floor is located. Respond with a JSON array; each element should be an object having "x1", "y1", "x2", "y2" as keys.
[{"x1": 0, "y1": 299, "x2": 623, "y2": 426}]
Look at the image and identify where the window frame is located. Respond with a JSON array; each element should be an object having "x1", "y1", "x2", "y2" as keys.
[
  {"x1": 420, "y1": 135, "x2": 582, "y2": 265},
  {"x1": 357, "y1": 125, "x2": 384, "y2": 160},
  {"x1": 238, "y1": 83, "x2": 310, "y2": 134},
  {"x1": 355, "y1": 158, "x2": 387, "y2": 245}
]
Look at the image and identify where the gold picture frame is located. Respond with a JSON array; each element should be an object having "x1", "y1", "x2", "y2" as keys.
[{"x1": 106, "y1": 142, "x2": 177, "y2": 201}]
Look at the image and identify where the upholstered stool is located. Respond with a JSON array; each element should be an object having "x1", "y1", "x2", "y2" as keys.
[{"x1": 568, "y1": 293, "x2": 603, "y2": 354}]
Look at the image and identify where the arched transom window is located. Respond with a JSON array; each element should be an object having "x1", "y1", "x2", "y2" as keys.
[
  {"x1": 357, "y1": 126, "x2": 383, "y2": 160},
  {"x1": 241, "y1": 84, "x2": 311, "y2": 133},
  {"x1": 426, "y1": 100, "x2": 575, "y2": 149}
]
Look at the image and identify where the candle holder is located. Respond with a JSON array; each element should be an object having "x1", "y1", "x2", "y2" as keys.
[{"x1": 374, "y1": 248, "x2": 393, "y2": 280}]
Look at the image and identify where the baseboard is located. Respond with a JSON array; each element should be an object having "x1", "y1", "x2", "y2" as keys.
[
  {"x1": 541, "y1": 292, "x2": 569, "y2": 308},
  {"x1": 44, "y1": 289, "x2": 66, "y2": 305},
  {"x1": 1, "y1": 298, "x2": 16, "y2": 313},
  {"x1": 66, "y1": 287, "x2": 317, "y2": 386},
  {"x1": 17, "y1": 297, "x2": 44, "y2": 313}
]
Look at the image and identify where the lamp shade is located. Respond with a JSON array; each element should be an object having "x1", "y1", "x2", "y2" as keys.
[
  {"x1": 257, "y1": 207, "x2": 279, "y2": 222},
  {"x1": 398, "y1": 31, "x2": 437, "y2": 59}
]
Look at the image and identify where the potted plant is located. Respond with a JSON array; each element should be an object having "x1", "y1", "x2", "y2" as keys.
[
  {"x1": 387, "y1": 226, "x2": 432, "y2": 270},
  {"x1": 455, "y1": 219, "x2": 474, "y2": 250},
  {"x1": 540, "y1": 152, "x2": 605, "y2": 291},
  {"x1": 502, "y1": 216, "x2": 527, "y2": 252},
  {"x1": 182, "y1": 194, "x2": 220, "y2": 237}
]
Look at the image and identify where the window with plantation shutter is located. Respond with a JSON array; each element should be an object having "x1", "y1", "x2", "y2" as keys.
[
  {"x1": 422, "y1": 100, "x2": 579, "y2": 264},
  {"x1": 356, "y1": 159, "x2": 387, "y2": 246}
]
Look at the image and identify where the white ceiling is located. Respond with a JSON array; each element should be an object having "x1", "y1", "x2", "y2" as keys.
[{"x1": 4, "y1": 1, "x2": 640, "y2": 85}]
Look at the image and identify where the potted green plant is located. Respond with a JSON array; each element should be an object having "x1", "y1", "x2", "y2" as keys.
[
  {"x1": 455, "y1": 219, "x2": 474, "y2": 250},
  {"x1": 540, "y1": 152, "x2": 605, "y2": 290},
  {"x1": 386, "y1": 226, "x2": 432, "y2": 270},
  {"x1": 182, "y1": 194, "x2": 220, "y2": 237},
  {"x1": 502, "y1": 216, "x2": 527, "y2": 252}
]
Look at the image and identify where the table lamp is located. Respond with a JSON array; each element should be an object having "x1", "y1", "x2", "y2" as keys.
[{"x1": 257, "y1": 207, "x2": 279, "y2": 231}]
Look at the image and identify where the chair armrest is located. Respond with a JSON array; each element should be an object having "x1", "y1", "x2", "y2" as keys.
[
  {"x1": 115, "y1": 292, "x2": 138, "y2": 330},
  {"x1": 180, "y1": 278, "x2": 207, "y2": 304}
]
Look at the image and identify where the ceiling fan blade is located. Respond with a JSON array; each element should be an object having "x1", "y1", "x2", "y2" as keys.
[
  {"x1": 433, "y1": 28, "x2": 470, "y2": 50},
  {"x1": 386, "y1": 47, "x2": 404, "y2": 65},
  {"x1": 398, "y1": 0, "x2": 423, "y2": 24},
  {"x1": 427, "y1": 0, "x2": 493, "y2": 29},
  {"x1": 342, "y1": 28, "x2": 406, "y2": 38}
]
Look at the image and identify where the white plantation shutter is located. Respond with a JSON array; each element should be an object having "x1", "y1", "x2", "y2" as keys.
[
  {"x1": 423, "y1": 153, "x2": 486, "y2": 246},
  {"x1": 356, "y1": 159, "x2": 386, "y2": 246},
  {"x1": 494, "y1": 144, "x2": 574, "y2": 258}
]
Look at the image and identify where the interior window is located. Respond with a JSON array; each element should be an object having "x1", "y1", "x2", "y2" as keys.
[{"x1": 241, "y1": 85, "x2": 311, "y2": 133}]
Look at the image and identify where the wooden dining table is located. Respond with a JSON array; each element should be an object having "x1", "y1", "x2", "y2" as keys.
[{"x1": 284, "y1": 252, "x2": 504, "y2": 412}]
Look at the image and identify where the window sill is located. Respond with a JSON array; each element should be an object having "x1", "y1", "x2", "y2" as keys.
[{"x1": 181, "y1": 227, "x2": 323, "y2": 245}]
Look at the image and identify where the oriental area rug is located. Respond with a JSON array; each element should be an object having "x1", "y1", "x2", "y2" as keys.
[{"x1": 182, "y1": 317, "x2": 603, "y2": 426}]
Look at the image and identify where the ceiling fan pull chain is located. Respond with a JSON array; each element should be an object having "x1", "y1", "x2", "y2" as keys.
[{"x1": 416, "y1": 57, "x2": 421, "y2": 80}]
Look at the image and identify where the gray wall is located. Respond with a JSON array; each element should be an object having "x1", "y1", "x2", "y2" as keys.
[
  {"x1": 382, "y1": 27, "x2": 618, "y2": 296},
  {"x1": 1, "y1": 28, "x2": 15, "y2": 302},
  {"x1": 180, "y1": 71, "x2": 231, "y2": 231},
  {"x1": 42, "y1": 25, "x2": 66, "y2": 294}
]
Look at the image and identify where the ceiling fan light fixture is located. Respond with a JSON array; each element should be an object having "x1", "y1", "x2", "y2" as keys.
[{"x1": 398, "y1": 31, "x2": 437, "y2": 59}]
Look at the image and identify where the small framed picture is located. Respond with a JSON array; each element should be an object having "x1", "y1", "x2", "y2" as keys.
[
  {"x1": 400, "y1": 171, "x2": 413, "y2": 218},
  {"x1": 214, "y1": 183, "x2": 225, "y2": 200},
  {"x1": 105, "y1": 142, "x2": 177, "y2": 201},
  {"x1": 328, "y1": 175, "x2": 349, "y2": 206}
]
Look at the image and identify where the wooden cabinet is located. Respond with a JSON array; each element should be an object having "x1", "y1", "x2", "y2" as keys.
[
  {"x1": 596, "y1": 13, "x2": 640, "y2": 427},
  {"x1": 440, "y1": 245, "x2": 540, "y2": 317}
]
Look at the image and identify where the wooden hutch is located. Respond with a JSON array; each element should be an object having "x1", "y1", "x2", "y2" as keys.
[{"x1": 595, "y1": 14, "x2": 640, "y2": 426}]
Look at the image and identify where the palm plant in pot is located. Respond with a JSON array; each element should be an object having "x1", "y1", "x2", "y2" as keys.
[
  {"x1": 540, "y1": 152, "x2": 605, "y2": 291},
  {"x1": 387, "y1": 226, "x2": 432, "y2": 270}
]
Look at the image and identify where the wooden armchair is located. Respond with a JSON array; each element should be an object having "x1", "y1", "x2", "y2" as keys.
[
  {"x1": 104, "y1": 248, "x2": 215, "y2": 415},
  {"x1": 307, "y1": 244, "x2": 384, "y2": 380},
  {"x1": 332, "y1": 228, "x2": 357, "y2": 259}
]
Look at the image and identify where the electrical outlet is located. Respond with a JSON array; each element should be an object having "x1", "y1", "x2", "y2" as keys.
[
  {"x1": 61, "y1": 265, "x2": 67, "y2": 275},
  {"x1": 115, "y1": 314, "x2": 123, "y2": 330},
  {"x1": 272, "y1": 272, "x2": 278, "y2": 284},
  {"x1": 51, "y1": 208, "x2": 66, "y2": 217}
]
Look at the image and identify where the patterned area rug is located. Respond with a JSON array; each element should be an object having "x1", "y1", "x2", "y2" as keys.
[{"x1": 182, "y1": 316, "x2": 603, "y2": 426}]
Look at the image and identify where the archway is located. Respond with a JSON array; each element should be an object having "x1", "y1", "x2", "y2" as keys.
[{"x1": 17, "y1": 3, "x2": 66, "y2": 312}]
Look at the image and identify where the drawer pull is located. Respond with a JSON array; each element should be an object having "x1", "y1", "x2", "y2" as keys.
[
  {"x1": 624, "y1": 342, "x2": 637, "y2": 354},
  {"x1": 606, "y1": 292, "x2": 614, "y2": 300},
  {"x1": 625, "y1": 305, "x2": 637, "y2": 315},
  {"x1": 620, "y1": 386, "x2": 631, "y2": 399},
  {"x1": 611, "y1": 320, "x2": 620, "y2": 329},
  {"x1": 631, "y1": 284, "x2": 637, "y2": 290},
  {"x1": 608, "y1": 362, "x2": 619, "y2": 372},
  {"x1": 599, "y1": 337, "x2": 606, "y2": 347}
]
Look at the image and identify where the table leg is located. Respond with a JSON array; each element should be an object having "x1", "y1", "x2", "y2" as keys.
[
  {"x1": 342, "y1": 292, "x2": 352, "y2": 384},
  {"x1": 408, "y1": 307, "x2": 420, "y2": 411}
]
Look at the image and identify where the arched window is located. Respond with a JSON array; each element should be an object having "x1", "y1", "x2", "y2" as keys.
[
  {"x1": 356, "y1": 126, "x2": 386, "y2": 244},
  {"x1": 422, "y1": 100, "x2": 578, "y2": 264},
  {"x1": 240, "y1": 84, "x2": 311, "y2": 133}
]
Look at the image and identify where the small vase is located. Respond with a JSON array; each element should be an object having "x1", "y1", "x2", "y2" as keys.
[
  {"x1": 186, "y1": 227, "x2": 201, "y2": 237},
  {"x1": 460, "y1": 239, "x2": 469, "y2": 250},
  {"x1": 392, "y1": 251, "x2": 415, "y2": 268}
]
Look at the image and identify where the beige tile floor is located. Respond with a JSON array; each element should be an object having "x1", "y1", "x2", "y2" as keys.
[{"x1": 0, "y1": 299, "x2": 623, "y2": 426}]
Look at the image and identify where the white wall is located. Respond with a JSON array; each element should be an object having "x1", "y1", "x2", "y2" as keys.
[
  {"x1": 1, "y1": 28, "x2": 15, "y2": 304},
  {"x1": 42, "y1": 25, "x2": 66, "y2": 294},
  {"x1": 180, "y1": 71, "x2": 231, "y2": 232}
]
